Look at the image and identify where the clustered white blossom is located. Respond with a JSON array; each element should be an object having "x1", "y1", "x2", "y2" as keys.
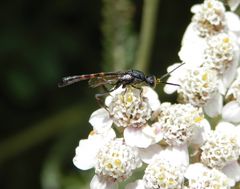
[{"x1": 72, "y1": 0, "x2": 240, "y2": 188}]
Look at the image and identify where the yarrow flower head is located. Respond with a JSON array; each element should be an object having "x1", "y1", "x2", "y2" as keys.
[
  {"x1": 126, "y1": 146, "x2": 189, "y2": 189},
  {"x1": 89, "y1": 86, "x2": 161, "y2": 148},
  {"x1": 142, "y1": 158, "x2": 185, "y2": 189},
  {"x1": 73, "y1": 129, "x2": 142, "y2": 189},
  {"x1": 203, "y1": 32, "x2": 235, "y2": 74},
  {"x1": 185, "y1": 163, "x2": 234, "y2": 189},
  {"x1": 152, "y1": 103, "x2": 205, "y2": 146},
  {"x1": 200, "y1": 122, "x2": 240, "y2": 170},
  {"x1": 105, "y1": 86, "x2": 156, "y2": 128},
  {"x1": 191, "y1": 0, "x2": 226, "y2": 37},
  {"x1": 95, "y1": 138, "x2": 142, "y2": 182},
  {"x1": 177, "y1": 66, "x2": 219, "y2": 107},
  {"x1": 178, "y1": 0, "x2": 240, "y2": 69}
]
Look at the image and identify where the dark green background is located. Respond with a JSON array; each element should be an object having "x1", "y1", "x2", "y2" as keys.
[{"x1": 0, "y1": 0, "x2": 205, "y2": 188}]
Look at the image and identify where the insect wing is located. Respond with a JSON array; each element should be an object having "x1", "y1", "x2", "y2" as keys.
[
  {"x1": 88, "y1": 74, "x2": 120, "y2": 88},
  {"x1": 58, "y1": 75, "x2": 93, "y2": 87},
  {"x1": 58, "y1": 71, "x2": 124, "y2": 88}
]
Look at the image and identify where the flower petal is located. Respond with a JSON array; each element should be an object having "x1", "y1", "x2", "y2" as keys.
[
  {"x1": 89, "y1": 108, "x2": 113, "y2": 132},
  {"x1": 73, "y1": 139, "x2": 99, "y2": 170},
  {"x1": 222, "y1": 161, "x2": 240, "y2": 183},
  {"x1": 125, "y1": 180, "x2": 145, "y2": 189},
  {"x1": 163, "y1": 63, "x2": 187, "y2": 94},
  {"x1": 179, "y1": 23, "x2": 206, "y2": 66},
  {"x1": 222, "y1": 101, "x2": 240, "y2": 123},
  {"x1": 124, "y1": 126, "x2": 153, "y2": 148},
  {"x1": 90, "y1": 175, "x2": 118, "y2": 189},
  {"x1": 226, "y1": 1, "x2": 240, "y2": 12},
  {"x1": 215, "y1": 121, "x2": 236, "y2": 133},
  {"x1": 138, "y1": 144, "x2": 162, "y2": 164},
  {"x1": 184, "y1": 163, "x2": 205, "y2": 180},
  {"x1": 221, "y1": 58, "x2": 238, "y2": 90},
  {"x1": 73, "y1": 128, "x2": 116, "y2": 170},
  {"x1": 142, "y1": 87, "x2": 160, "y2": 111},
  {"x1": 204, "y1": 93, "x2": 223, "y2": 117},
  {"x1": 158, "y1": 145, "x2": 189, "y2": 167},
  {"x1": 191, "y1": 119, "x2": 211, "y2": 145}
]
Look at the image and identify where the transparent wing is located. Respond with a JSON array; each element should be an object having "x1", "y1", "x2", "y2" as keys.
[{"x1": 88, "y1": 76, "x2": 119, "y2": 88}]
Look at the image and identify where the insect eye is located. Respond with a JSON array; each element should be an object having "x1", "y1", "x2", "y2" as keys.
[{"x1": 146, "y1": 76, "x2": 156, "y2": 88}]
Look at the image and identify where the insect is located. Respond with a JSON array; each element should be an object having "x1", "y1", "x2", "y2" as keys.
[
  {"x1": 58, "y1": 63, "x2": 184, "y2": 108},
  {"x1": 58, "y1": 63, "x2": 184, "y2": 91}
]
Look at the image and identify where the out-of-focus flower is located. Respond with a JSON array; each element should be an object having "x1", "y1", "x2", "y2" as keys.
[
  {"x1": 185, "y1": 163, "x2": 235, "y2": 188},
  {"x1": 227, "y1": 0, "x2": 240, "y2": 11},
  {"x1": 89, "y1": 86, "x2": 161, "y2": 148},
  {"x1": 152, "y1": 103, "x2": 207, "y2": 146},
  {"x1": 126, "y1": 146, "x2": 188, "y2": 189},
  {"x1": 73, "y1": 131, "x2": 142, "y2": 189},
  {"x1": 200, "y1": 122, "x2": 240, "y2": 182},
  {"x1": 222, "y1": 68, "x2": 240, "y2": 123}
]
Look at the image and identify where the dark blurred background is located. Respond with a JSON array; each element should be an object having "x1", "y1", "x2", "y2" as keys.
[{"x1": 0, "y1": 0, "x2": 201, "y2": 188}]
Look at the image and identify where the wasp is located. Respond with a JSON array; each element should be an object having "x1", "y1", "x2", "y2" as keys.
[
  {"x1": 58, "y1": 63, "x2": 184, "y2": 107},
  {"x1": 58, "y1": 63, "x2": 184, "y2": 90}
]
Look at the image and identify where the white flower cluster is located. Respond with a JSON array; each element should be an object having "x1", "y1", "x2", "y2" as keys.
[
  {"x1": 165, "y1": 0, "x2": 240, "y2": 118},
  {"x1": 72, "y1": 0, "x2": 240, "y2": 188}
]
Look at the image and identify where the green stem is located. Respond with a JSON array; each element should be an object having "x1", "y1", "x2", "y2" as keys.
[{"x1": 134, "y1": 0, "x2": 160, "y2": 72}]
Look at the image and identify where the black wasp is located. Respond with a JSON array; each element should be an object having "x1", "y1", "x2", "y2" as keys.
[{"x1": 58, "y1": 63, "x2": 184, "y2": 94}]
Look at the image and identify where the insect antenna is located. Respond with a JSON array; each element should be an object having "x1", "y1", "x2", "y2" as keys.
[{"x1": 156, "y1": 62, "x2": 185, "y2": 86}]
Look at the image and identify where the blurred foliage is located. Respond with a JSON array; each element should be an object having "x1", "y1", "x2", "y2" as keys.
[
  {"x1": 5, "y1": 0, "x2": 240, "y2": 189},
  {"x1": 101, "y1": 0, "x2": 137, "y2": 71}
]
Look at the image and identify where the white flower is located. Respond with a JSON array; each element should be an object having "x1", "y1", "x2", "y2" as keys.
[
  {"x1": 107, "y1": 88, "x2": 151, "y2": 128},
  {"x1": 126, "y1": 146, "x2": 188, "y2": 189},
  {"x1": 191, "y1": 0, "x2": 226, "y2": 38},
  {"x1": 179, "y1": 0, "x2": 240, "y2": 71},
  {"x1": 177, "y1": 67, "x2": 223, "y2": 115},
  {"x1": 163, "y1": 63, "x2": 190, "y2": 94},
  {"x1": 225, "y1": 68, "x2": 240, "y2": 102},
  {"x1": 73, "y1": 132, "x2": 142, "y2": 189},
  {"x1": 89, "y1": 86, "x2": 161, "y2": 148},
  {"x1": 168, "y1": 64, "x2": 226, "y2": 117},
  {"x1": 200, "y1": 122, "x2": 240, "y2": 182},
  {"x1": 73, "y1": 128, "x2": 116, "y2": 170},
  {"x1": 222, "y1": 101, "x2": 240, "y2": 123},
  {"x1": 95, "y1": 138, "x2": 142, "y2": 182},
  {"x1": 204, "y1": 32, "x2": 238, "y2": 75},
  {"x1": 227, "y1": 0, "x2": 240, "y2": 11},
  {"x1": 106, "y1": 86, "x2": 159, "y2": 128},
  {"x1": 164, "y1": 65, "x2": 223, "y2": 117},
  {"x1": 177, "y1": 32, "x2": 240, "y2": 108},
  {"x1": 222, "y1": 68, "x2": 240, "y2": 123},
  {"x1": 152, "y1": 103, "x2": 206, "y2": 146},
  {"x1": 185, "y1": 163, "x2": 235, "y2": 188}
]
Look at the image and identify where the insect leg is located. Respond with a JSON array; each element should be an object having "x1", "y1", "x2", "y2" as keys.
[
  {"x1": 95, "y1": 92, "x2": 110, "y2": 112},
  {"x1": 95, "y1": 83, "x2": 122, "y2": 111},
  {"x1": 131, "y1": 85, "x2": 144, "y2": 98}
]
